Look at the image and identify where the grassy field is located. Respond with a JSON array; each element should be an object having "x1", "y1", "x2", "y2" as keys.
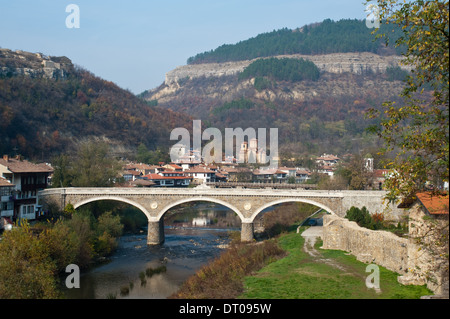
[{"x1": 239, "y1": 229, "x2": 432, "y2": 299}]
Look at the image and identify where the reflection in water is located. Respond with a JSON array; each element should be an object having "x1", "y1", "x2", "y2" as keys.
[{"x1": 63, "y1": 203, "x2": 239, "y2": 299}]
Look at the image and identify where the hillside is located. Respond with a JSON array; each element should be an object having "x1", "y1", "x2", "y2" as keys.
[
  {"x1": 138, "y1": 18, "x2": 415, "y2": 159},
  {"x1": 142, "y1": 51, "x2": 410, "y2": 157},
  {"x1": 0, "y1": 49, "x2": 191, "y2": 161}
]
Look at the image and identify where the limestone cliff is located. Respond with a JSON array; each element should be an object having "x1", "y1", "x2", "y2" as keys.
[{"x1": 145, "y1": 52, "x2": 410, "y2": 102}]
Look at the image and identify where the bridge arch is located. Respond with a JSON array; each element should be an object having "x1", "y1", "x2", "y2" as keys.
[
  {"x1": 250, "y1": 198, "x2": 336, "y2": 222},
  {"x1": 156, "y1": 197, "x2": 245, "y2": 222},
  {"x1": 73, "y1": 196, "x2": 153, "y2": 221}
]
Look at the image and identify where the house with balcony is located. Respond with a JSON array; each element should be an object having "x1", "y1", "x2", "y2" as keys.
[
  {"x1": 0, "y1": 155, "x2": 53, "y2": 221},
  {"x1": 183, "y1": 167, "x2": 217, "y2": 184},
  {"x1": 0, "y1": 177, "x2": 14, "y2": 221},
  {"x1": 296, "y1": 169, "x2": 312, "y2": 183},
  {"x1": 142, "y1": 171, "x2": 191, "y2": 187},
  {"x1": 252, "y1": 168, "x2": 288, "y2": 182}
]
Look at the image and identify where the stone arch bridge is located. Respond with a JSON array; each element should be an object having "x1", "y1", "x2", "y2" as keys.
[{"x1": 38, "y1": 187, "x2": 404, "y2": 245}]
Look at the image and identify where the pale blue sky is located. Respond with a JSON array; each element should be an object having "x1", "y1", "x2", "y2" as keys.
[{"x1": 0, "y1": 0, "x2": 369, "y2": 94}]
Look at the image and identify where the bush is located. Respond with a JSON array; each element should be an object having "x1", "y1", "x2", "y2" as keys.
[
  {"x1": 0, "y1": 222, "x2": 61, "y2": 299},
  {"x1": 0, "y1": 208, "x2": 126, "y2": 298},
  {"x1": 41, "y1": 220, "x2": 79, "y2": 272},
  {"x1": 170, "y1": 240, "x2": 285, "y2": 299},
  {"x1": 345, "y1": 206, "x2": 383, "y2": 230}
]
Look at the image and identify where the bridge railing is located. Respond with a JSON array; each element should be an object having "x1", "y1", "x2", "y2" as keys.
[{"x1": 205, "y1": 182, "x2": 317, "y2": 189}]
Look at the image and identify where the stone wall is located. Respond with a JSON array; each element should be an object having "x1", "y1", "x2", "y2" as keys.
[
  {"x1": 397, "y1": 203, "x2": 449, "y2": 296},
  {"x1": 322, "y1": 211, "x2": 449, "y2": 297},
  {"x1": 322, "y1": 214, "x2": 408, "y2": 274},
  {"x1": 341, "y1": 191, "x2": 407, "y2": 221}
]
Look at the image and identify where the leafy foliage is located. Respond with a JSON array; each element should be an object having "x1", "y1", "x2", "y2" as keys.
[
  {"x1": 0, "y1": 209, "x2": 124, "y2": 299},
  {"x1": 366, "y1": 0, "x2": 449, "y2": 200},
  {"x1": 51, "y1": 140, "x2": 122, "y2": 188},
  {"x1": 0, "y1": 222, "x2": 61, "y2": 299},
  {"x1": 345, "y1": 206, "x2": 383, "y2": 230}
]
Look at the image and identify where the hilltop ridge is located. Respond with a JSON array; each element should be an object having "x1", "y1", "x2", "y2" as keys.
[{"x1": 0, "y1": 48, "x2": 73, "y2": 80}]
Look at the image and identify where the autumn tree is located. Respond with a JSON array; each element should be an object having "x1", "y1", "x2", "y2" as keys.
[
  {"x1": 0, "y1": 222, "x2": 61, "y2": 299},
  {"x1": 367, "y1": 0, "x2": 449, "y2": 201}
]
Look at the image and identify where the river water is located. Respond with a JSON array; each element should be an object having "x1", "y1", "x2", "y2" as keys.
[{"x1": 62, "y1": 203, "x2": 243, "y2": 299}]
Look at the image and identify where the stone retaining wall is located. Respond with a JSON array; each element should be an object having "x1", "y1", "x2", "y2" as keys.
[{"x1": 322, "y1": 214, "x2": 408, "y2": 274}]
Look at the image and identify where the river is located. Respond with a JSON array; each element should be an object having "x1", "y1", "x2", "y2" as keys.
[{"x1": 62, "y1": 203, "x2": 244, "y2": 299}]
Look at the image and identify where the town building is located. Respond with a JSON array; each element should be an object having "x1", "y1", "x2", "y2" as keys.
[
  {"x1": 142, "y1": 171, "x2": 191, "y2": 187},
  {"x1": 295, "y1": 169, "x2": 312, "y2": 183},
  {"x1": 183, "y1": 167, "x2": 217, "y2": 184},
  {"x1": 238, "y1": 139, "x2": 267, "y2": 164},
  {"x1": 0, "y1": 155, "x2": 53, "y2": 221},
  {"x1": 252, "y1": 168, "x2": 288, "y2": 182},
  {"x1": 0, "y1": 177, "x2": 14, "y2": 223},
  {"x1": 398, "y1": 192, "x2": 449, "y2": 296}
]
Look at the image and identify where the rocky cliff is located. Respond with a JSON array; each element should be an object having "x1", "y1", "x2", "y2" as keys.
[
  {"x1": 0, "y1": 48, "x2": 73, "y2": 80},
  {"x1": 164, "y1": 52, "x2": 409, "y2": 85},
  {"x1": 145, "y1": 52, "x2": 410, "y2": 103},
  {"x1": 144, "y1": 52, "x2": 409, "y2": 104}
]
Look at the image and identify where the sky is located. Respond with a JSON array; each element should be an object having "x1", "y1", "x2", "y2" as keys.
[{"x1": 0, "y1": 0, "x2": 370, "y2": 94}]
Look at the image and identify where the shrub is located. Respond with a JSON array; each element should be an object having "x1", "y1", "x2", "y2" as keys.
[
  {"x1": 345, "y1": 206, "x2": 385, "y2": 230},
  {"x1": 41, "y1": 220, "x2": 79, "y2": 272},
  {"x1": 0, "y1": 222, "x2": 61, "y2": 299},
  {"x1": 170, "y1": 240, "x2": 285, "y2": 299},
  {"x1": 345, "y1": 206, "x2": 372, "y2": 228}
]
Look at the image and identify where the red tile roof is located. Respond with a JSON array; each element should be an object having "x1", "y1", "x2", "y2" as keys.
[
  {"x1": 143, "y1": 174, "x2": 191, "y2": 180},
  {"x1": 373, "y1": 169, "x2": 390, "y2": 178},
  {"x1": 184, "y1": 167, "x2": 215, "y2": 174},
  {"x1": 0, "y1": 158, "x2": 53, "y2": 173},
  {"x1": 0, "y1": 177, "x2": 13, "y2": 187},
  {"x1": 416, "y1": 192, "x2": 449, "y2": 215}
]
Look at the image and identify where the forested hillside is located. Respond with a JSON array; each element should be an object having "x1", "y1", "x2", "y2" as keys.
[
  {"x1": 187, "y1": 19, "x2": 404, "y2": 64},
  {"x1": 0, "y1": 53, "x2": 191, "y2": 161},
  {"x1": 239, "y1": 58, "x2": 320, "y2": 82}
]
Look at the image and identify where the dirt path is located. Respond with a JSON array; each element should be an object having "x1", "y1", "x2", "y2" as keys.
[
  {"x1": 301, "y1": 227, "x2": 347, "y2": 271},
  {"x1": 301, "y1": 226, "x2": 382, "y2": 293}
]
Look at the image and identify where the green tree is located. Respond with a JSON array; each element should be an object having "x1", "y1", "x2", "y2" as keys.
[
  {"x1": 65, "y1": 213, "x2": 95, "y2": 268},
  {"x1": 71, "y1": 141, "x2": 122, "y2": 187},
  {"x1": 345, "y1": 206, "x2": 372, "y2": 228},
  {"x1": 367, "y1": 0, "x2": 449, "y2": 201},
  {"x1": 95, "y1": 211, "x2": 123, "y2": 256},
  {"x1": 41, "y1": 220, "x2": 79, "y2": 273},
  {"x1": 51, "y1": 154, "x2": 74, "y2": 187},
  {"x1": 97, "y1": 211, "x2": 123, "y2": 238}
]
